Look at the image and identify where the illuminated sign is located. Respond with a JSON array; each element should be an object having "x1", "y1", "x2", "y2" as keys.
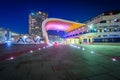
[{"x1": 15, "y1": 36, "x2": 44, "y2": 44}]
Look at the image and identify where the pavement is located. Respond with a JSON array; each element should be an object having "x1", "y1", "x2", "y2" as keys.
[
  {"x1": 0, "y1": 44, "x2": 120, "y2": 80},
  {"x1": 0, "y1": 44, "x2": 46, "y2": 61}
]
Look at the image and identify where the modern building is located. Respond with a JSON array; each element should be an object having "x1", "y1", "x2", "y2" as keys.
[
  {"x1": 29, "y1": 11, "x2": 48, "y2": 37},
  {"x1": 65, "y1": 10, "x2": 120, "y2": 44},
  {"x1": 84, "y1": 10, "x2": 120, "y2": 43}
]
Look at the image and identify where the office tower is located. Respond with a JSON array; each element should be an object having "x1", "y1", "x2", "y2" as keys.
[{"x1": 29, "y1": 11, "x2": 48, "y2": 36}]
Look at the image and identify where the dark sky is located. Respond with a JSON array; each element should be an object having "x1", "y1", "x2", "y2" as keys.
[{"x1": 0, "y1": 0, "x2": 120, "y2": 34}]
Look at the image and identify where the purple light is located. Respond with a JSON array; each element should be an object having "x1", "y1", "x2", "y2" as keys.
[
  {"x1": 112, "y1": 58, "x2": 117, "y2": 61},
  {"x1": 30, "y1": 50, "x2": 33, "y2": 53},
  {"x1": 10, "y1": 57, "x2": 14, "y2": 60},
  {"x1": 45, "y1": 22, "x2": 70, "y2": 31},
  {"x1": 38, "y1": 48, "x2": 41, "y2": 50}
]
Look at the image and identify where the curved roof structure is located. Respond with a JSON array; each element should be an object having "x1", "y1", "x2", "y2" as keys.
[
  {"x1": 41, "y1": 18, "x2": 86, "y2": 44},
  {"x1": 44, "y1": 18, "x2": 86, "y2": 32}
]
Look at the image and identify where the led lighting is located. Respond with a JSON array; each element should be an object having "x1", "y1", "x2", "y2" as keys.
[
  {"x1": 91, "y1": 51, "x2": 94, "y2": 54},
  {"x1": 82, "y1": 48, "x2": 85, "y2": 51},
  {"x1": 77, "y1": 47, "x2": 80, "y2": 49},
  {"x1": 23, "y1": 35, "x2": 27, "y2": 39},
  {"x1": 30, "y1": 50, "x2": 33, "y2": 53},
  {"x1": 112, "y1": 58, "x2": 116, "y2": 61},
  {"x1": 10, "y1": 57, "x2": 14, "y2": 60}
]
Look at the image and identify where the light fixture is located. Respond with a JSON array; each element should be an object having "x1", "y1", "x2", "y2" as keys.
[
  {"x1": 91, "y1": 51, "x2": 94, "y2": 54},
  {"x1": 112, "y1": 58, "x2": 117, "y2": 61},
  {"x1": 10, "y1": 57, "x2": 14, "y2": 60},
  {"x1": 82, "y1": 48, "x2": 85, "y2": 51},
  {"x1": 38, "y1": 48, "x2": 41, "y2": 50},
  {"x1": 30, "y1": 50, "x2": 33, "y2": 53},
  {"x1": 23, "y1": 35, "x2": 27, "y2": 39}
]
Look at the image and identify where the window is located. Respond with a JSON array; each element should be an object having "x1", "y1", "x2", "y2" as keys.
[
  {"x1": 100, "y1": 20, "x2": 106, "y2": 23},
  {"x1": 103, "y1": 35, "x2": 107, "y2": 37},
  {"x1": 110, "y1": 35, "x2": 119, "y2": 36},
  {"x1": 106, "y1": 20, "x2": 110, "y2": 23},
  {"x1": 99, "y1": 29, "x2": 102, "y2": 32},
  {"x1": 114, "y1": 19, "x2": 119, "y2": 22},
  {"x1": 109, "y1": 28, "x2": 114, "y2": 32}
]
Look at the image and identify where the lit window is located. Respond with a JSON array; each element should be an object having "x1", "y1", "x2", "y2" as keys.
[
  {"x1": 109, "y1": 12, "x2": 113, "y2": 15},
  {"x1": 38, "y1": 11, "x2": 41, "y2": 14}
]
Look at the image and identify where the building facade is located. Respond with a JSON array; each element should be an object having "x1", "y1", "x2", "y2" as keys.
[
  {"x1": 85, "y1": 10, "x2": 120, "y2": 43},
  {"x1": 65, "y1": 10, "x2": 120, "y2": 44},
  {"x1": 0, "y1": 27, "x2": 19, "y2": 44},
  {"x1": 29, "y1": 11, "x2": 48, "y2": 37}
]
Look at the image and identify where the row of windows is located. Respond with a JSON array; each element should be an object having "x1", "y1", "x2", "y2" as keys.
[
  {"x1": 89, "y1": 28, "x2": 120, "y2": 33},
  {"x1": 66, "y1": 28, "x2": 120, "y2": 37},
  {"x1": 93, "y1": 38, "x2": 120, "y2": 42},
  {"x1": 66, "y1": 32, "x2": 87, "y2": 37},
  {"x1": 100, "y1": 19, "x2": 120, "y2": 23}
]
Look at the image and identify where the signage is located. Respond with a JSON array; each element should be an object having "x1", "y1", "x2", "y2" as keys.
[{"x1": 15, "y1": 36, "x2": 45, "y2": 44}]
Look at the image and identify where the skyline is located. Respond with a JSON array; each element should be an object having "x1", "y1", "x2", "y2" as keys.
[{"x1": 0, "y1": 0, "x2": 120, "y2": 34}]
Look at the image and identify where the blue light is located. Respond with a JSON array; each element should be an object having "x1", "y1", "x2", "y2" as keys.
[
  {"x1": 31, "y1": 13, "x2": 35, "y2": 16},
  {"x1": 82, "y1": 48, "x2": 85, "y2": 51},
  {"x1": 5, "y1": 40, "x2": 12, "y2": 46},
  {"x1": 23, "y1": 35, "x2": 27, "y2": 39},
  {"x1": 77, "y1": 46, "x2": 80, "y2": 49},
  {"x1": 104, "y1": 28, "x2": 107, "y2": 31},
  {"x1": 94, "y1": 29, "x2": 97, "y2": 32}
]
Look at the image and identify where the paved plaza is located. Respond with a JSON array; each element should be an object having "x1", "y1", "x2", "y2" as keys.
[{"x1": 0, "y1": 44, "x2": 120, "y2": 80}]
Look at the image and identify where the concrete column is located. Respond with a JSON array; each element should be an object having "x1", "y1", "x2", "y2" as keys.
[
  {"x1": 70, "y1": 39, "x2": 74, "y2": 44},
  {"x1": 87, "y1": 38, "x2": 89, "y2": 44},
  {"x1": 90, "y1": 38, "x2": 93, "y2": 43},
  {"x1": 102, "y1": 29, "x2": 104, "y2": 32},
  {"x1": 75, "y1": 39, "x2": 79, "y2": 44},
  {"x1": 80, "y1": 37, "x2": 84, "y2": 44}
]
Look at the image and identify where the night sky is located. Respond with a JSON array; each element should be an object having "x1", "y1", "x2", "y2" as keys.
[{"x1": 0, "y1": 0, "x2": 120, "y2": 34}]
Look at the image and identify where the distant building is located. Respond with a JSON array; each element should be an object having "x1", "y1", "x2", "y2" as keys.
[
  {"x1": 48, "y1": 35, "x2": 60, "y2": 43},
  {"x1": 0, "y1": 28, "x2": 5, "y2": 43},
  {"x1": 29, "y1": 11, "x2": 48, "y2": 37},
  {"x1": 0, "y1": 27, "x2": 19, "y2": 44}
]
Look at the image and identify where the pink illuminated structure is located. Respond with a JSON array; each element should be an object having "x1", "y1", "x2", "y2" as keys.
[{"x1": 41, "y1": 18, "x2": 86, "y2": 44}]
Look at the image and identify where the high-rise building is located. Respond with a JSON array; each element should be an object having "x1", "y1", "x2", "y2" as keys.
[{"x1": 29, "y1": 11, "x2": 48, "y2": 36}]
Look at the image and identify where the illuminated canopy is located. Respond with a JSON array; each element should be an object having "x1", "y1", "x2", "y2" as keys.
[
  {"x1": 44, "y1": 18, "x2": 85, "y2": 32},
  {"x1": 41, "y1": 18, "x2": 86, "y2": 44}
]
